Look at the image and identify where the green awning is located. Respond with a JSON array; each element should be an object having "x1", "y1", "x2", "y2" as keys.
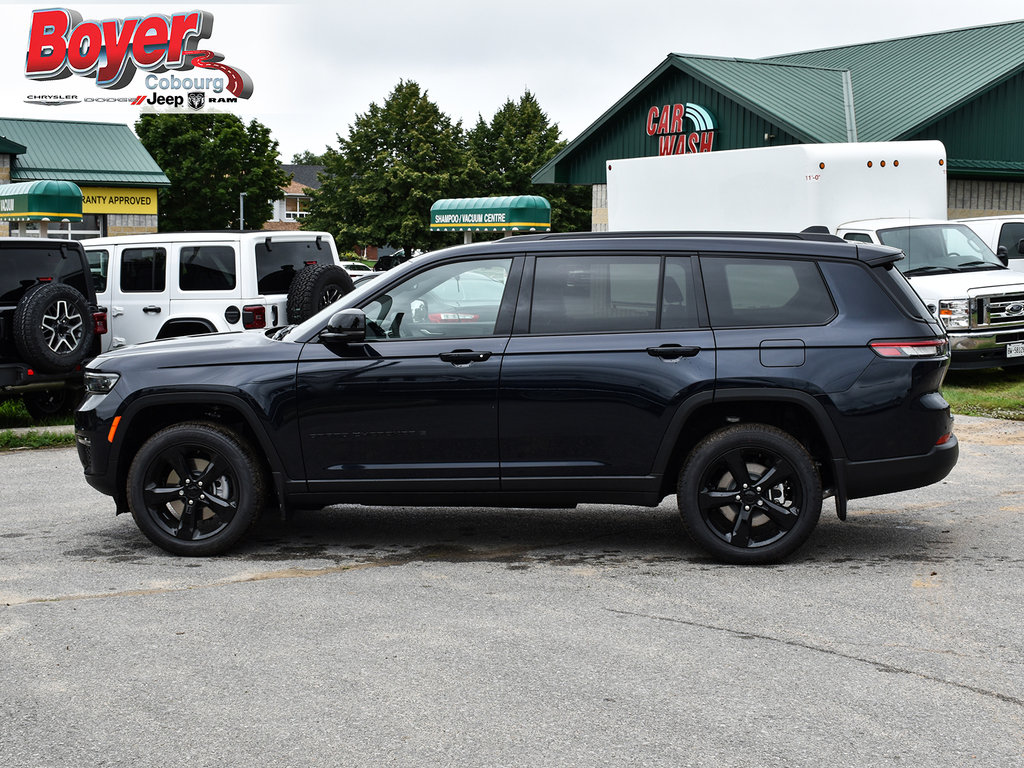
[
  {"x1": 0, "y1": 180, "x2": 83, "y2": 221},
  {"x1": 430, "y1": 195, "x2": 551, "y2": 232}
]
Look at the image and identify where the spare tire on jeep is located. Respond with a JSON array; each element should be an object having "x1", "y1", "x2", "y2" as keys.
[
  {"x1": 286, "y1": 264, "x2": 355, "y2": 323},
  {"x1": 13, "y1": 282, "x2": 95, "y2": 373}
]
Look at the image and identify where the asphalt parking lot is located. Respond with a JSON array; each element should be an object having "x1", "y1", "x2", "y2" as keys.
[{"x1": 1, "y1": 415, "x2": 1022, "y2": 767}]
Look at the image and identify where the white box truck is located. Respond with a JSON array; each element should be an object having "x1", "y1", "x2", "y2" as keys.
[{"x1": 606, "y1": 141, "x2": 1024, "y2": 369}]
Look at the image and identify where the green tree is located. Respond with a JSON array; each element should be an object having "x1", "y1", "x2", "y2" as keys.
[
  {"x1": 468, "y1": 90, "x2": 591, "y2": 232},
  {"x1": 135, "y1": 114, "x2": 288, "y2": 230},
  {"x1": 291, "y1": 150, "x2": 328, "y2": 165},
  {"x1": 304, "y1": 80, "x2": 477, "y2": 255}
]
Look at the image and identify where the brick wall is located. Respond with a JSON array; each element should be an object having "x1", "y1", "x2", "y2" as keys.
[
  {"x1": 949, "y1": 179, "x2": 1024, "y2": 218},
  {"x1": 106, "y1": 213, "x2": 158, "y2": 236}
]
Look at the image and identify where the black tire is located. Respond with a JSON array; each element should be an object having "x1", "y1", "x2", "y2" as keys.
[
  {"x1": 22, "y1": 387, "x2": 79, "y2": 421},
  {"x1": 286, "y1": 264, "x2": 355, "y2": 323},
  {"x1": 678, "y1": 424, "x2": 822, "y2": 564},
  {"x1": 126, "y1": 422, "x2": 267, "y2": 556},
  {"x1": 13, "y1": 282, "x2": 95, "y2": 373}
]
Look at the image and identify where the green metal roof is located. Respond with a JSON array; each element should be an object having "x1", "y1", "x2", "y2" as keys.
[
  {"x1": 0, "y1": 136, "x2": 27, "y2": 155},
  {"x1": 430, "y1": 195, "x2": 551, "y2": 232},
  {"x1": 534, "y1": 19, "x2": 1024, "y2": 185},
  {"x1": 764, "y1": 19, "x2": 1024, "y2": 141},
  {"x1": 670, "y1": 57, "x2": 853, "y2": 143},
  {"x1": 0, "y1": 117, "x2": 169, "y2": 187},
  {"x1": 0, "y1": 180, "x2": 83, "y2": 221}
]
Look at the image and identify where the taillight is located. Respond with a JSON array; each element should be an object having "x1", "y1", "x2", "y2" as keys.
[
  {"x1": 870, "y1": 339, "x2": 948, "y2": 358},
  {"x1": 242, "y1": 305, "x2": 266, "y2": 329},
  {"x1": 93, "y1": 311, "x2": 108, "y2": 335}
]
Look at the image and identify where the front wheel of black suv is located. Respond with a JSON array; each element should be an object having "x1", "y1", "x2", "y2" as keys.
[
  {"x1": 126, "y1": 422, "x2": 267, "y2": 556},
  {"x1": 678, "y1": 424, "x2": 822, "y2": 564}
]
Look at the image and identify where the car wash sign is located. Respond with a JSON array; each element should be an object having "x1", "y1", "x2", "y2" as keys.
[{"x1": 646, "y1": 102, "x2": 717, "y2": 155}]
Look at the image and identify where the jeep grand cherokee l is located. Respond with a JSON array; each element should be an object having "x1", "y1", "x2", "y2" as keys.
[{"x1": 75, "y1": 232, "x2": 958, "y2": 563}]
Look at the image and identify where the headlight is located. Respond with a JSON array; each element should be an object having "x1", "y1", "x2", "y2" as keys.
[
  {"x1": 937, "y1": 299, "x2": 970, "y2": 330},
  {"x1": 84, "y1": 371, "x2": 120, "y2": 395}
]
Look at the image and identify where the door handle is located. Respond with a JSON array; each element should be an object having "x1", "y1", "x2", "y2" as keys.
[
  {"x1": 143, "y1": 305, "x2": 162, "y2": 314},
  {"x1": 439, "y1": 349, "x2": 492, "y2": 365},
  {"x1": 646, "y1": 344, "x2": 700, "y2": 359}
]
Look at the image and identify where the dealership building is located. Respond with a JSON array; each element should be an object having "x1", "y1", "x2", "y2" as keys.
[
  {"x1": 533, "y1": 20, "x2": 1024, "y2": 230},
  {"x1": 0, "y1": 117, "x2": 169, "y2": 239}
]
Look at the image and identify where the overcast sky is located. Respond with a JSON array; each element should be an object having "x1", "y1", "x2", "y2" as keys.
[{"x1": 2, "y1": 0, "x2": 1023, "y2": 162}]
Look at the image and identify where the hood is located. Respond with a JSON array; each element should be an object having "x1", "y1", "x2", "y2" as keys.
[
  {"x1": 90, "y1": 329, "x2": 295, "y2": 371},
  {"x1": 906, "y1": 269, "x2": 1024, "y2": 301}
]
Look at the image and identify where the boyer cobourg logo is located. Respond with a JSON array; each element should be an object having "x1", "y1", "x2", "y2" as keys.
[{"x1": 24, "y1": 8, "x2": 253, "y2": 105}]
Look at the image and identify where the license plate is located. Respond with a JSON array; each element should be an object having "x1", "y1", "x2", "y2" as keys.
[{"x1": 1008, "y1": 342, "x2": 1024, "y2": 358}]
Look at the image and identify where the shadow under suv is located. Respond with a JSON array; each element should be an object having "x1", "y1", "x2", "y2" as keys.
[{"x1": 75, "y1": 231, "x2": 958, "y2": 563}]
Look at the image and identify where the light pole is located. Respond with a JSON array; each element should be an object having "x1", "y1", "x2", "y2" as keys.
[{"x1": 239, "y1": 191, "x2": 247, "y2": 231}]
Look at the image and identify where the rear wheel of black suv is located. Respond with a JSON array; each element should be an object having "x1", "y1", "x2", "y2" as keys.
[
  {"x1": 14, "y1": 282, "x2": 94, "y2": 373},
  {"x1": 678, "y1": 424, "x2": 822, "y2": 564},
  {"x1": 126, "y1": 422, "x2": 266, "y2": 556}
]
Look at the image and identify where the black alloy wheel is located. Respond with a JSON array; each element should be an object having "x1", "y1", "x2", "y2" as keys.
[
  {"x1": 126, "y1": 422, "x2": 266, "y2": 556},
  {"x1": 678, "y1": 424, "x2": 822, "y2": 564}
]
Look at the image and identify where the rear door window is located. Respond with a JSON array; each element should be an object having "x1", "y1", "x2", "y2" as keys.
[
  {"x1": 530, "y1": 256, "x2": 661, "y2": 333},
  {"x1": 179, "y1": 245, "x2": 237, "y2": 291}
]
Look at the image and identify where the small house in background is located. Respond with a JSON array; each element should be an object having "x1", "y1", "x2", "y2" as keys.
[{"x1": 264, "y1": 164, "x2": 323, "y2": 231}]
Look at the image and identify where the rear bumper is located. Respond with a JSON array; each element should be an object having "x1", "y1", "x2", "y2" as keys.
[
  {"x1": 842, "y1": 434, "x2": 959, "y2": 499},
  {"x1": 1, "y1": 363, "x2": 81, "y2": 393}
]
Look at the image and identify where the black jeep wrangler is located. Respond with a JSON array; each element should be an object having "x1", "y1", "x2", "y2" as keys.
[
  {"x1": 1, "y1": 238, "x2": 106, "y2": 420},
  {"x1": 76, "y1": 231, "x2": 958, "y2": 563}
]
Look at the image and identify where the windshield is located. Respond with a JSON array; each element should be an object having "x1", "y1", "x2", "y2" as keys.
[{"x1": 878, "y1": 223, "x2": 1004, "y2": 275}]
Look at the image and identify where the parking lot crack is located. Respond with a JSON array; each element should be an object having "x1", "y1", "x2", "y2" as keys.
[{"x1": 606, "y1": 607, "x2": 1024, "y2": 709}]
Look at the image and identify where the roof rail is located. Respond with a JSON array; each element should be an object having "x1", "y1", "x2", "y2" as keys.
[{"x1": 509, "y1": 229, "x2": 845, "y2": 244}]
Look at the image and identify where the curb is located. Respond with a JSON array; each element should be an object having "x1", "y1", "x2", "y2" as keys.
[{"x1": 3, "y1": 424, "x2": 76, "y2": 437}]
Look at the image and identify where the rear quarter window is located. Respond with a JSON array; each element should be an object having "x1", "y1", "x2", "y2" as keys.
[{"x1": 701, "y1": 256, "x2": 835, "y2": 327}]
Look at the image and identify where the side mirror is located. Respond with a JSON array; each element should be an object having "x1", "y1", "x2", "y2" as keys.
[
  {"x1": 320, "y1": 308, "x2": 366, "y2": 343},
  {"x1": 997, "y1": 245, "x2": 1009, "y2": 267}
]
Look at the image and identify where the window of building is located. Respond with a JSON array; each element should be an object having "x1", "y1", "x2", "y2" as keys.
[{"x1": 285, "y1": 196, "x2": 310, "y2": 220}]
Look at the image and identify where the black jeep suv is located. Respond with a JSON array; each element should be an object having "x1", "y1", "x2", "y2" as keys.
[
  {"x1": 1, "y1": 238, "x2": 106, "y2": 419},
  {"x1": 76, "y1": 232, "x2": 958, "y2": 563}
]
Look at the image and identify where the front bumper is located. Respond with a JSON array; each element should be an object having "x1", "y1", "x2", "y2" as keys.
[{"x1": 947, "y1": 329, "x2": 1024, "y2": 369}]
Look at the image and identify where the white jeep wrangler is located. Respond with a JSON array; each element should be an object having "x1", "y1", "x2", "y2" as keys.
[{"x1": 84, "y1": 231, "x2": 352, "y2": 352}]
